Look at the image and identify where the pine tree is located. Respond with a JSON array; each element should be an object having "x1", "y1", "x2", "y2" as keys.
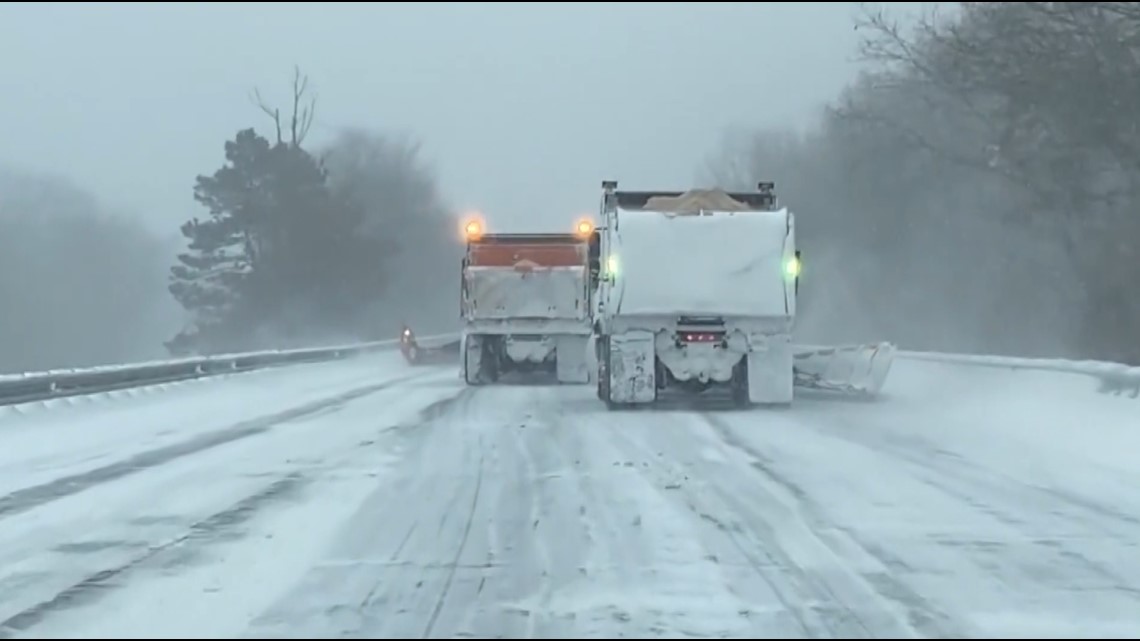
[{"x1": 167, "y1": 128, "x2": 275, "y2": 354}]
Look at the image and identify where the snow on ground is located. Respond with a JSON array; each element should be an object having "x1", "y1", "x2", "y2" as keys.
[
  {"x1": 0, "y1": 363, "x2": 461, "y2": 639},
  {"x1": 0, "y1": 352, "x2": 417, "y2": 497},
  {"x1": 0, "y1": 355, "x2": 1138, "y2": 638}
]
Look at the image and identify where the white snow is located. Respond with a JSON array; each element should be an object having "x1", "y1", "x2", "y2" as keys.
[
  {"x1": 611, "y1": 207, "x2": 793, "y2": 318},
  {"x1": 0, "y1": 350, "x2": 1138, "y2": 638},
  {"x1": 697, "y1": 357, "x2": 1140, "y2": 638},
  {"x1": 901, "y1": 349, "x2": 1140, "y2": 392},
  {"x1": 464, "y1": 266, "x2": 588, "y2": 321},
  {"x1": 0, "y1": 366, "x2": 463, "y2": 639},
  {"x1": 879, "y1": 357, "x2": 1140, "y2": 477},
  {"x1": 0, "y1": 352, "x2": 417, "y2": 498}
]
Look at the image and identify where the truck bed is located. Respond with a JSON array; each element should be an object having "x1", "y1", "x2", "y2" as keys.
[
  {"x1": 463, "y1": 266, "x2": 589, "y2": 322},
  {"x1": 610, "y1": 208, "x2": 794, "y2": 318}
]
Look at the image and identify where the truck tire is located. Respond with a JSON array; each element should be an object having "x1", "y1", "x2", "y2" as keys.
[
  {"x1": 731, "y1": 358, "x2": 752, "y2": 408},
  {"x1": 464, "y1": 334, "x2": 500, "y2": 385},
  {"x1": 598, "y1": 337, "x2": 629, "y2": 410},
  {"x1": 596, "y1": 336, "x2": 610, "y2": 401}
]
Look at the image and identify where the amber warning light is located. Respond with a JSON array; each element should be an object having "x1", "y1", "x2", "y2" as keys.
[
  {"x1": 462, "y1": 218, "x2": 484, "y2": 240},
  {"x1": 575, "y1": 219, "x2": 595, "y2": 237}
]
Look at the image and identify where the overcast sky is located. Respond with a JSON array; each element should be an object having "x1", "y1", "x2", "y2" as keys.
[{"x1": 0, "y1": 2, "x2": 925, "y2": 236}]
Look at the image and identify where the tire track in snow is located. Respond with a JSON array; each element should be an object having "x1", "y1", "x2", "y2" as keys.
[
  {"x1": 503, "y1": 401, "x2": 588, "y2": 634},
  {"x1": 701, "y1": 413, "x2": 968, "y2": 639},
  {"x1": 601, "y1": 421, "x2": 824, "y2": 637},
  {"x1": 234, "y1": 386, "x2": 484, "y2": 639},
  {"x1": 421, "y1": 438, "x2": 484, "y2": 639},
  {"x1": 834, "y1": 427, "x2": 1140, "y2": 535},
  {"x1": 806, "y1": 422, "x2": 1140, "y2": 601},
  {"x1": 0, "y1": 473, "x2": 310, "y2": 638},
  {"x1": 0, "y1": 372, "x2": 427, "y2": 521},
  {"x1": 605, "y1": 410, "x2": 970, "y2": 638}
]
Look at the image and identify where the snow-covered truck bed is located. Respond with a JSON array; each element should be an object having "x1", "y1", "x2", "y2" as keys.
[{"x1": 613, "y1": 204, "x2": 794, "y2": 319}]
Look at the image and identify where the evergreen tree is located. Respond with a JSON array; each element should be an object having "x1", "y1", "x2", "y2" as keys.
[
  {"x1": 168, "y1": 66, "x2": 456, "y2": 354},
  {"x1": 168, "y1": 128, "x2": 275, "y2": 354}
]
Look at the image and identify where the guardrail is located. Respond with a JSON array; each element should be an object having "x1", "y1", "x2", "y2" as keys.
[
  {"x1": 7, "y1": 336, "x2": 1135, "y2": 408},
  {"x1": 0, "y1": 333, "x2": 459, "y2": 407},
  {"x1": 900, "y1": 350, "x2": 1140, "y2": 398}
]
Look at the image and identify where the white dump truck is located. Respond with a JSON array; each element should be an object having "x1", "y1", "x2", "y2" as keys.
[
  {"x1": 590, "y1": 181, "x2": 894, "y2": 408},
  {"x1": 460, "y1": 218, "x2": 596, "y2": 385}
]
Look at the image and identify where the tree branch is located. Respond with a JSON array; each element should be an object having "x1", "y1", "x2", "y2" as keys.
[{"x1": 250, "y1": 88, "x2": 282, "y2": 145}]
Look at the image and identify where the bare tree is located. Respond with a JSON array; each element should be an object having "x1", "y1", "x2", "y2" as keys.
[
  {"x1": 251, "y1": 65, "x2": 318, "y2": 147},
  {"x1": 704, "y1": 3, "x2": 1140, "y2": 360},
  {"x1": 842, "y1": 1, "x2": 1140, "y2": 360},
  {"x1": 320, "y1": 128, "x2": 460, "y2": 336}
]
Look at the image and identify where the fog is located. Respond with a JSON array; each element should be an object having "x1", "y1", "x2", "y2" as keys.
[
  {"x1": 701, "y1": 2, "x2": 1140, "y2": 364},
  {"x1": 0, "y1": 166, "x2": 183, "y2": 371},
  {"x1": 0, "y1": 2, "x2": 874, "y2": 233},
  {"x1": 3, "y1": 2, "x2": 1135, "y2": 372}
]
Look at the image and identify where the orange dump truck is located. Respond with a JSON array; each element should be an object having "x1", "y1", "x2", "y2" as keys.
[{"x1": 459, "y1": 220, "x2": 595, "y2": 385}]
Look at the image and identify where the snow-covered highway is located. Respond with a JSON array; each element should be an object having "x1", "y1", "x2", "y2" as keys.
[{"x1": 0, "y1": 352, "x2": 1137, "y2": 638}]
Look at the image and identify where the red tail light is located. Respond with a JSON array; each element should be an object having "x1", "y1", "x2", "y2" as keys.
[{"x1": 677, "y1": 332, "x2": 723, "y2": 343}]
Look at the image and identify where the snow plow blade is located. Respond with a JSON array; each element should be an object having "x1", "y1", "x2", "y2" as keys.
[
  {"x1": 793, "y1": 342, "x2": 896, "y2": 398},
  {"x1": 399, "y1": 327, "x2": 461, "y2": 366}
]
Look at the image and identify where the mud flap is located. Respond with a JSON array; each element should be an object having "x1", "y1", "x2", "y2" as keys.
[
  {"x1": 555, "y1": 334, "x2": 590, "y2": 384},
  {"x1": 608, "y1": 331, "x2": 656, "y2": 404},
  {"x1": 793, "y1": 342, "x2": 896, "y2": 397},
  {"x1": 747, "y1": 334, "x2": 794, "y2": 404}
]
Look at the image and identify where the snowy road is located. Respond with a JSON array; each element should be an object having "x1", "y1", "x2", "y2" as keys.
[{"x1": 0, "y1": 353, "x2": 1138, "y2": 638}]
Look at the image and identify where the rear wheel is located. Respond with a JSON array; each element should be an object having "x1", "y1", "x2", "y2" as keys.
[
  {"x1": 599, "y1": 337, "x2": 634, "y2": 411},
  {"x1": 730, "y1": 358, "x2": 751, "y2": 408},
  {"x1": 483, "y1": 338, "x2": 501, "y2": 383},
  {"x1": 464, "y1": 335, "x2": 500, "y2": 385},
  {"x1": 596, "y1": 336, "x2": 610, "y2": 401},
  {"x1": 463, "y1": 344, "x2": 482, "y2": 386}
]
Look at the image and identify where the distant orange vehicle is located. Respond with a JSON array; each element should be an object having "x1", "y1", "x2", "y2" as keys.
[{"x1": 458, "y1": 219, "x2": 596, "y2": 385}]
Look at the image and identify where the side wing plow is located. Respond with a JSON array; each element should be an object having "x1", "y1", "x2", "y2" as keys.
[
  {"x1": 399, "y1": 327, "x2": 462, "y2": 366},
  {"x1": 793, "y1": 342, "x2": 897, "y2": 398}
]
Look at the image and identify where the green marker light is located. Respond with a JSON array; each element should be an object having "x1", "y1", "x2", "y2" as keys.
[{"x1": 784, "y1": 255, "x2": 801, "y2": 278}]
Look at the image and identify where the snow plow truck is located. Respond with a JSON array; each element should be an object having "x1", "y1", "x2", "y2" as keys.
[
  {"x1": 455, "y1": 218, "x2": 596, "y2": 385},
  {"x1": 590, "y1": 180, "x2": 896, "y2": 408}
]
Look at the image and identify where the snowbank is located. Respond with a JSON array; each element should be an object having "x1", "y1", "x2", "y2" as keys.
[{"x1": 900, "y1": 350, "x2": 1140, "y2": 397}]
